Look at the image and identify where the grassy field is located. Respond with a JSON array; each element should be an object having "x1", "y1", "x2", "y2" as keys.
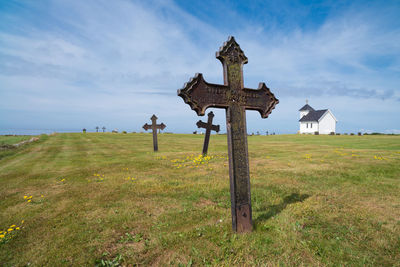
[
  {"x1": 0, "y1": 135, "x2": 33, "y2": 146},
  {"x1": 0, "y1": 133, "x2": 399, "y2": 266}
]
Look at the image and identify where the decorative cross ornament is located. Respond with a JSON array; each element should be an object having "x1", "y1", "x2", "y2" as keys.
[
  {"x1": 196, "y1": 111, "x2": 220, "y2": 155},
  {"x1": 143, "y1": 115, "x2": 166, "y2": 152},
  {"x1": 178, "y1": 36, "x2": 279, "y2": 232}
]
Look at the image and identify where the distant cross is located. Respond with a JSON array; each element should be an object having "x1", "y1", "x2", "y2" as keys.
[
  {"x1": 306, "y1": 99, "x2": 308, "y2": 104},
  {"x1": 196, "y1": 111, "x2": 220, "y2": 155},
  {"x1": 142, "y1": 115, "x2": 166, "y2": 152},
  {"x1": 178, "y1": 36, "x2": 279, "y2": 232},
  {"x1": 95, "y1": 126, "x2": 99, "y2": 132},
  {"x1": 83, "y1": 128, "x2": 86, "y2": 133},
  {"x1": 102, "y1": 126, "x2": 106, "y2": 133}
]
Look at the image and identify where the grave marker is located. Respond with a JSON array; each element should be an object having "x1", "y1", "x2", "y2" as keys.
[
  {"x1": 102, "y1": 126, "x2": 106, "y2": 133},
  {"x1": 178, "y1": 36, "x2": 279, "y2": 232},
  {"x1": 143, "y1": 115, "x2": 166, "y2": 152},
  {"x1": 196, "y1": 111, "x2": 220, "y2": 155}
]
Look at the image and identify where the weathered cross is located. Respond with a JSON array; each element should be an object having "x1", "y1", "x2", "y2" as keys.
[
  {"x1": 196, "y1": 111, "x2": 220, "y2": 155},
  {"x1": 102, "y1": 126, "x2": 106, "y2": 133},
  {"x1": 178, "y1": 36, "x2": 279, "y2": 233},
  {"x1": 143, "y1": 115, "x2": 166, "y2": 152}
]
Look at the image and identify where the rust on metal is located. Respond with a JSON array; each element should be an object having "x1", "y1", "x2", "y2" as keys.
[
  {"x1": 143, "y1": 114, "x2": 166, "y2": 151},
  {"x1": 196, "y1": 111, "x2": 220, "y2": 155},
  {"x1": 178, "y1": 36, "x2": 279, "y2": 233}
]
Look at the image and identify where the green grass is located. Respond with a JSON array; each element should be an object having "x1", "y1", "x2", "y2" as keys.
[
  {"x1": 0, "y1": 135, "x2": 34, "y2": 146},
  {"x1": 0, "y1": 133, "x2": 399, "y2": 266}
]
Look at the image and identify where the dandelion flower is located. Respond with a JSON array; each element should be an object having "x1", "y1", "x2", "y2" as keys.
[
  {"x1": 23, "y1": 196, "x2": 28, "y2": 199},
  {"x1": 28, "y1": 199, "x2": 31, "y2": 203},
  {"x1": 21, "y1": 220, "x2": 24, "y2": 224},
  {"x1": 0, "y1": 234, "x2": 5, "y2": 238},
  {"x1": 16, "y1": 227, "x2": 20, "y2": 230},
  {"x1": 7, "y1": 228, "x2": 13, "y2": 232},
  {"x1": 41, "y1": 195, "x2": 44, "y2": 198},
  {"x1": 10, "y1": 225, "x2": 16, "y2": 228}
]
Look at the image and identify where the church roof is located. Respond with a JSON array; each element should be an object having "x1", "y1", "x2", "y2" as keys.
[
  {"x1": 299, "y1": 104, "x2": 315, "y2": 111},
  {"x1": 299, "y1": 109, "x2": 328, "y2": 122}
]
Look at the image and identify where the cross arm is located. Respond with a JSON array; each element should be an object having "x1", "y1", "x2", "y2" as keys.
[
  {"x1": 143, "y1": 123, "x2": 151, "y2": 131},
  {"x1": 177, "y1": 73, "x2": 229, "y2": 116},
  {"x1": 243, "y1": 82, "x2": 279, "y2": 118},
  {"x1": 196, "y1": 120, "x2": 208, "y2": 129},
  {"x1": 211, "y1": 124, "x2": 220, "y2": 132},
  {"x1": 157, "y1": 123, "x2": 166, "y2": 130}
]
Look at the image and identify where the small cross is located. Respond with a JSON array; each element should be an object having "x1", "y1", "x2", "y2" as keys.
[
  {"x1": 306, "y1": 99, "x2": 308, "y2": 104},
  {"x1": 102, "y1": 126, "x2": 106, "y2": 133},
  {"x1": 196, "y1": 111, "x2": 220, "y2": 155},
  {"x1": 143, "y1": 115, "x2": 166, "y2": 151},
  {"x1": 178, "y1": 36, "x2": 279, "y2": 232}
]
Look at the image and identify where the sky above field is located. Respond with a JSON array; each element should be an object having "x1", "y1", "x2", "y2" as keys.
[{"x1": 1, "y1": 0, "x2": 399, "y2": 134}]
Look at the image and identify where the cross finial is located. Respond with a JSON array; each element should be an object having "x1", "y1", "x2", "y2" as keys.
[{"x1": 216, "y1": 36, "x2": 248, "y2": 66}]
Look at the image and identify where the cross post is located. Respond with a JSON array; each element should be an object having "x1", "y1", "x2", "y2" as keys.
[
  {"x1": 178, "y1": 36, "x2": 279, "y2": 232},
  {"x1": 196, "y1": 111, "x2": 220, "y2": 155},
  {"x1": 143, "y1": 115, "x2": 166, "y2": 151}
]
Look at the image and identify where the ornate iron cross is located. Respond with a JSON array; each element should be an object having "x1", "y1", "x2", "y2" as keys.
[
  {"x1": 143, "y1": 115, "x2": 166, "y2": 152},
  {"x1": 196, "y1": 111, "x2": 220, "y2": 155},
  {"x1": 178, "y1": 36, "x2": 278, "y2": 232}
]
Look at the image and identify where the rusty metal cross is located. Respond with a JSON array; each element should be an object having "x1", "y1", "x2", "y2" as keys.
[
  {"x1": 143, "y1": 115, "x2": 166, "y2": 152},
  {"x1": 196, "y1": 111, "x2": 220, "y2": 155},
  {"x1": 178, "y1": 36, "x2": 279, "y2": 232}
]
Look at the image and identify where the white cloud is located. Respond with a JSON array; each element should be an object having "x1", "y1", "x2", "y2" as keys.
[{"x1": 0, "y1": 0, "x2": 399, "y2": 133}]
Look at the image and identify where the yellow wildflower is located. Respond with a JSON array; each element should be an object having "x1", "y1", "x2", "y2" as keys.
[
  {"x1": 41, "y1": 195, "x2": 44, "y2": 198},
  {"x1": 10, "y1": 225, "x2": 16, "y2": 228},
  {"x1": 0, "y1": 234, "x2": 5, "y2": 238},
  {"x1": 23, "y1": 195, "x2": 28, "y2": 199},
  {"x1": 28, "y1": 196, "x2": 32, "y2": 199},
  {"x1": 21, "y1": 220, "x2": 24, "y2": 224},
  {"x1": 7, "y1": 228, "x2": 13, "y2": 232},
  {"x1": 28, "y1": 199, "x2": 31, "y2": 203},
  {"x1": 16, "y1": 227, "x2": 20, "y2": 230}
]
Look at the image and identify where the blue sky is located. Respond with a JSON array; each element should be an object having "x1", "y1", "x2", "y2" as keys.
[{"x1": 1, "y1": 0, "x2": 399, "y2": 134}]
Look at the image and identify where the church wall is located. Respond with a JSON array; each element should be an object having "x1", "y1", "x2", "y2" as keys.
[
  {"x1": 319, "y1": 112, "x2": 336, "y2": 134},
  {"x1": 299, "y1": 122, "x2": 317, "y2": 134}
]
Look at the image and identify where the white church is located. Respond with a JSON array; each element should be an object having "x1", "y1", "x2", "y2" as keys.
[{"x1": 299, "y1": 101, "x2": 337, "y2": 134}]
